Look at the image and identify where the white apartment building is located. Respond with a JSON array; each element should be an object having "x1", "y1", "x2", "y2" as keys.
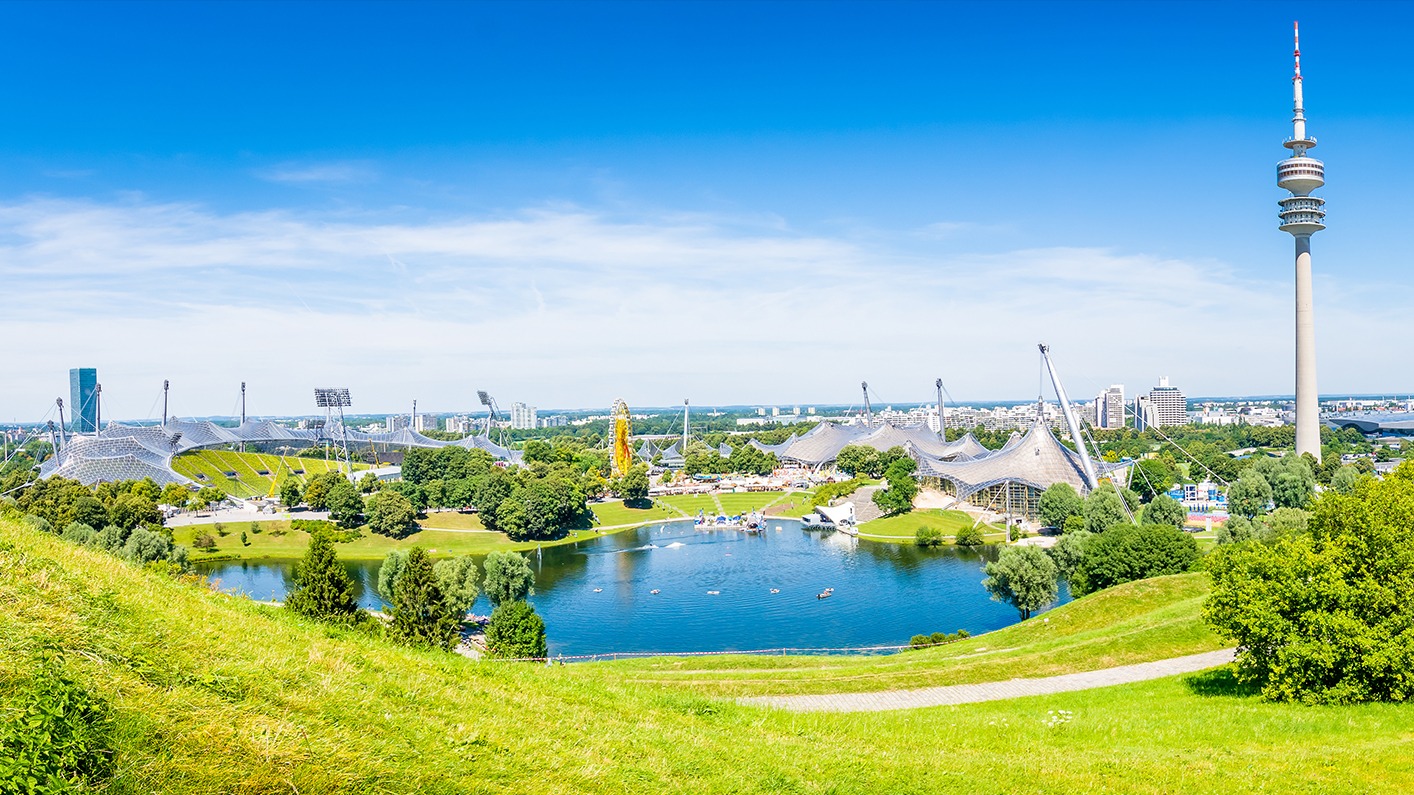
[
  {"x1": 510, "y1": 402, "x2": 538, "y2": 430},
  {"x1": 385, "y1": 414, "x2": 410, "y2": 432},
  {"x1": 1094, "y1": 385, "x2": 1126, "y2": 429},
  {"x1": 1143, "y1": 377, "x2": 1188, "y2": 428}
]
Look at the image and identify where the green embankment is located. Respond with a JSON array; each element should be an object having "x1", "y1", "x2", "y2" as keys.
[
  {"x1": 171, "y1": 450, "x2": 364, "y2": 499},
  {"x1": 4, "y1": 520, "x2": 1414, "y2": 793},
  {"x1": 857, "y1": 508, "x2": 1007, "y2": 543}
]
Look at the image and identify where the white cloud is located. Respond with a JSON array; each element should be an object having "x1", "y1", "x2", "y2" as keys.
[
  {"x1": 0, "y1": 197, "x2": 1402, "y2": 421},
  {"x1": 257, "y1": 162, "x2": 377, "y2": 184}
]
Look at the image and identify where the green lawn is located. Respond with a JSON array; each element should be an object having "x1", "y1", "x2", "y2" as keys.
[
  {"x1": 589, "y1": 499, "x2": 679, "y2": 527},
  {"x1": 858, "y1": 508, "x2": 1006, "y2": 543},
  {"x1": 656, "y1": 493, "x2": 721, "y2": 515},
  {"x1": 171, "y1": 449, "x2": 363, "y2": 499},
  {"x1": 5, "y1": 522, "x2": 1413, "y2": 793},
  {"x1": 715, "y1": 491, "x2": 794, "y2": 514}
]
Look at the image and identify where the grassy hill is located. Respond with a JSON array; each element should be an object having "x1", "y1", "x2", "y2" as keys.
[
  {"x1": 4, "y1": 519, "x2": 1413, "y2": 793},
  {"x1": 171, "y1": 449, "x2": 366, "y2": 498}
]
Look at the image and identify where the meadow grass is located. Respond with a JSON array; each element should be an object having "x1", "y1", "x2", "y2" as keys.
[
  {"x1": 858, "y1": 508, "x2": 1006, "y2": 543},
  {"x1": 3, "y1": 520, "x2": 1412, "y2": 793},
  {"x1": 171, "y1": 450, "x2": 363, "y2": 499}
]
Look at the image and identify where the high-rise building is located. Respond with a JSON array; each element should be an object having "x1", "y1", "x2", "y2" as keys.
[
  {"x1": 510, "y1": 402, "x2": 537, "y2": 430},
  {"x1": 385, "y1": 414, "x2": 409, "y2": 432},
  {"x1": 1278, "y1": 23, "x2": 1326, "y2": 462},
  {"x1": 1094, "y1": 385, "x2": 1126, "y2": 429},
  {"x1": 68, "y1": 368, "x2": 98, "y2": 433},
  {"x1": 1145, "y1": 377, "x2": 1188, "y2": 428},
  {"x1": 413, "y1": 413, "x2": 436, "y2": 432}
]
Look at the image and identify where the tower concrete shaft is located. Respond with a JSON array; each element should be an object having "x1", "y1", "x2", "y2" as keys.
[{"x1": 1278, "y1": 22, "x2": 1324, "y2": 462}]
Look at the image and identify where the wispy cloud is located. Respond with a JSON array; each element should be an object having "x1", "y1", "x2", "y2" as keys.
[
  {"x1": 256, "y1": 161, "x2": 377, "y2": 184},
  {"x1": 0, "y1": 196, "x2": 1400, "y2": 419}
]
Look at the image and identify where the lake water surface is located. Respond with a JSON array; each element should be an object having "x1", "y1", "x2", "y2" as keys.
[{"x1": 197, "y1": 520, "x2": 1068, "y2": 657}]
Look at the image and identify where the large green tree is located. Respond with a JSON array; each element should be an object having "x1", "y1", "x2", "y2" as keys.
[
  {"x1": 366, "y1": 490, "x2": 417, "y2": 538},
  {"x1": 1071, "y1": 523, "x2": 1199, "y2": 596},
  {"x1": 326, "y1": 479, "x2": 364, "y2": 529},
  {"x1": 484, "y1": 600, "x2": 548, "y2": 659},
  {"x1": 1037, "y1": 483, "x2": 1083, "y2": 530},
  {"x1": 482, "y1": 551, "x2": 535, "y2": 606},
  {"x1": 1205, "y1": 464, "x2": 1414, "y2": 703},
  {"x1": 1140, "y1": 494, "x2": 1187, "y2": 529},
  {"x1": 285, "y1": 531, "x2": 363, "y2": 624},
  {"x1": 1083, "y1": 483, "x2": 1130, "y2": 533},
  {"x1": 982, "y1": 546, "x2": 1058, "y2": 619},
  {"x1": 871, "y1": 458, "x2": 918, "y2": 517},
  {"x1": 1227, "y1": 469, "x2": 1273, "y2": 518},
  {"x1": 619, "y1": 465, "x2": 650, "y2": 505},
  {"x1": 388, "y1": 547, "x2": 460, "y2": 651}
]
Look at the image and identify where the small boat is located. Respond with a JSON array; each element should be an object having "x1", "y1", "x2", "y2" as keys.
[
  {"x1": 707, "y1": 590, "x2": 721, "y2": 595},
  {"x1": 816, "y1": 591, "x2": 831, "y2": 600},
  {"x1": 769, "y1": 588, "x2": 780, "y2": 594},
  {"x1": 650, "y1": 589, "x2": 660, "y2": 595},
  {"x1": 593, "y1": 588, "x2": 603, "y2": 593}
]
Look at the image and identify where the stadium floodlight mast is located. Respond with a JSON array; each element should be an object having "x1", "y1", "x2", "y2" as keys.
[
  {"x1": 477, "y1": 389, "x2": 507, "y2": 446},
  {"x1": 313, "y1": 388, "x2": 354, "y2": 476}
]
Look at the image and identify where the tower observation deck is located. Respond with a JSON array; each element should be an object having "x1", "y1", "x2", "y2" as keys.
[{"x1": 1280, "y1": 22, "x2": 1324, "y2": 462}]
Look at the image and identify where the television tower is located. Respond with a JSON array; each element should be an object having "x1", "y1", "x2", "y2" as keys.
[{"x1": 1278, "y1": 22, "x2": 1325, "y2": 462}]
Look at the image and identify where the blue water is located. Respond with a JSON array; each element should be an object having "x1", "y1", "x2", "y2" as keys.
[{"x1": 196, "y1": 520, "x2": 1068, "y2": 657}]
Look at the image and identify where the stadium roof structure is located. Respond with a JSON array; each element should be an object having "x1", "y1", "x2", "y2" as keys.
[
  {"x1": 1325, "y1": 412, "x2": 1414, "y2": 435},
  {"x1": 760, "y1": 422, "x2": 989, "y2": 468},
  {"x1": 40, "y1": 419, "x2": 520, "y2": 487},
  {"x1": 914, "y1": 419, "x2": 1124, "y2": 499}
]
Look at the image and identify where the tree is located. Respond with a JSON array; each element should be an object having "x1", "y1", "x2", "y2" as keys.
[
  {"x1": 108, "y1": 493, "x2": 160, "y2": 530},
  {"x1": 472, "y1": 468, "x2": 518, "y2": 532},
  {"x1": 1062, "y1": 515, "x2": 1087, "y2": 534},
  {"x1": 279, "y1": 478, "x2": 302, "y2": 508},
  {"x1": 359, "y1": 472, "x2": 381, "y2": 493},
  {"x1": 1227, "y1": 469, "x2": 1273, "y2": 518},
  {"x1": 954, "y1": 525, "x2": 984, "y2": 547},
  {"x1": 1070, "y1": 524, "x2": 1199, "y2": 596},
  {"x1": 1251, "y1": 455, "x2": 1316, "y2": 509},
  {"x1": 64, "y1": 495, "x2": 108, "y2": 530},
  {"x1": 619, "y1": 465, "x2": 650, "y2": 506},
  {"x1": 121, "y1": 527, "x2": 176, "y2": 566},
  {"x1": 1140, "y1": 494, "x2": 1187, "y2": 529},
  {"x1": 1204, "y1": 463, "x2": 1414, "y2": 703},
  {"x1": 1131, "y1": 457, "x2": 1178, "y2": 501},
  {"x1": 834, "y1": 445, "x2": 879, "y2": 478},
  {"x1": 982, "y1": 546, "x2": 1058, "y2": 619},
  {"x1": 326, "y1": 479, "x2": 364, "y2": 529},
  {"x1": 1037, "y1": 483, "x2": 1083, "y2": 530},
  {"x1": 484, "y1": 600, "x2": 548, "y2": 659},
  {"x1": 159, "y1": 482, "x2": 189, "y2": 508},
  {"x1": 482, "y1": 551, "x2": 535, "y2": 606},
  {"x1": 872, "y1": 458, "x2": 918, "y2": 517},
  {"x1": 433, "y1": 556, "x2": 481, "y2": 617},
  {"x1": 376, "y1": 550, "x2": 409, "y2": 601},
  {"x1": 1083, "y1": 483, "x2": 1130, "y2": 533},
  {"x1": 61, "y1": 521, "x2": 97, "y2": 546},
  {"x1": 1331, "y1": 465, "x2": 1359, "y2": 495},
  {"x1": 285, "y1": 531, "x2": 363, "y2": 623},
  {"x1": 496, "y1": 497, "x2": 529, "y2": 541},
  {"x1": 302, "y1": 472, "x2": 341, "y2": 511},
  {"x1": 1049, "y1": 530, "x2": 1093, "y2": 581},
  {"x1": 366, "y1": 490, "x2": 418, "y2": 538},
  {"x1": 388, "y1": 547, "x2": 460, "y2": 651}
]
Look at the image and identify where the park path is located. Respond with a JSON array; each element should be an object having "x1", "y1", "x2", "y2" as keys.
[{"x1": 738, "y1": 649, "x2": 1236, "y2": 713}]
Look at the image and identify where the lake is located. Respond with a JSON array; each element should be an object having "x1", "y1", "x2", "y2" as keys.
[{"x1": 197, "y1": 519, "x2": 1068, "y2": 657}]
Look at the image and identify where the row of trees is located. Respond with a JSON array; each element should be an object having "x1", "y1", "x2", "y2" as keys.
[
  {"x1": 3, "y1": 485, "x2": 192, "y2": 573},
  {"x1": 835, "y1": 445, "x2": 911, "y2": 479},
  {"x1": 681, "y1": 442, "x2": 779, "y2": 477}
]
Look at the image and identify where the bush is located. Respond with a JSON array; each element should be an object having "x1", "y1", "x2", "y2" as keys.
[
  {"x1": 485, "y1": 600, "x2": 548, "y2": 659},
  {"x1": 213, "y1": 522, "x2": 229, "y2": 536},
  {"x1": 122, "y1": 527, "x2": 175, "y2": 565},
  {"x1": 60, "y1": 521, "x2": 96, "y2": 546},
  {"x1": 1204, "y1": 463, "x2": 1414, "y2": 703},
  {"x1": 809, "y1": 478, "x2": 866, "y2": 508},
  {"x1": 22, "y1": 514, "x2": 53, "y2": 534},
  {"x1": 954, "y1": 525, "x2": 984, "y2": 547},
  {"x1": 915, "y1": 526, "x2": 944, "y2": 547},
  {"x1": 1062, "y1": 515, "x2": 1088, "y2": 534},
  {"x1": 1071, "y1": 524, "x2": 1199, "y2": 596},
  {"x1": 908, "y1": 629, "x2": 971, "y2": 649},
  {"x1": 0, "y1": 656, "x2": 115, "y2": 793},
  {"x1": 192, "y1": 533, "x2": 217, "y2": 551}
]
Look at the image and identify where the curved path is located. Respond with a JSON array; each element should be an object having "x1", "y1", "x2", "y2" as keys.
[{"x1": 738, "y1": 648, "x2": 1236, "y2": 713}]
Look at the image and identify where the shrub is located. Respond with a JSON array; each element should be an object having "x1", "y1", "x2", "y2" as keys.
[
  {"x1": 1204, "y1": 463, "x2": 1414, "y2": 703},
  {"x1": 249, "y1": 522, "x2": 262, "y2": 534},
  {"x1": 1071, "y1": 524, "x2": 1199, "y2": 596},
  {"x1": 122, "y1": 527, "x2": 175, "y2": 565},
  {"x1": 954, "y1": 525, "x2": 984, "y2": 547},
  {"x1": 809, "y1": 478, "x2": 866, "y2": 508},
  {"x1": 915, "y1": 526, "x2": 944, "y2": 547},
  {"x1": 213, "y1": 522, "x2": 229, "y2": 536},
  {"x1": 0, "y1": 656, "x2": 115, "y2": 793},
  {"x1": 22, "y1": 514, "x2": 53, "y2": 534},
  {"x1": 240, "y1": 531, "x2": 250, "y2": 547},
  {"x1": 192, "y1": 533, "x2": 217, "y2": 551},
  {"x1": 1062, "y1": 515, "x2": 1088, "y2": 534},
  {"x1": 60, "y1": 521, "x2": 96, "y2": 546},
  {"x1": 485, "y1": 600, "x2": 548, "y2": 659}
]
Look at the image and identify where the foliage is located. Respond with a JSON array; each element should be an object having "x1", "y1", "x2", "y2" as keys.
[
  {"x1": 1330, "y1": 465, "x2": 1359, "y2": 494},
  {"x1": 365, "y1": 490, "x2": 418, "y2": 538},
  {"x1": 192, "y1": 533, "x2": 217, "y2": 551},
  {"x1": 954, "y1": 525, "x2": 984, "y2": 547},
  {"x1": 834, "y1": 444, "x2": 879, "y2": 478},
  {"x1": 1248, "y1": 455, "x2": 1316, "y2": 510},
  {"x1": 123, "y1": 527, "x2": 180, "y2": 567},
  {"x1": 618, "y1": 464, "x2": 650, "y2": 505},
  {"x1": 982, "y1": 545, "x2": 1058, "y2": 619},
  {"x1": 1130, "y1": 457, "x2": 1178, "y2": 501},
  {"x1": 809, "y1": 478, "x2": 866, "y2": 508},
  {"x1": 326, "y1": 479, "x2": 364, "y2": 529},
  {"x1": 915, "y1": 526, "x2": 944, "y2": 547},
  {"x1": 1227, "y1": 469, "x2": 1274, "y2": 518},
  {"x1": 1140, "y1": 494, "x2": 1187, "y2": 529},
  {"x1": 432, "y1": 556, "x2": 480, "y2": 617},
  {"x1": 484, "y1": 600, "x2": 548, "y2": 659},
  {"x1": 376, "y1": 550, "x2": 408, "y2": 601},
  {"x1": 60, "y1": 521, "x2": 96, "y2": 546},
  {"x1": 401, "y1": 446, "x2": 496, "y2": 485},
  {"x1": 1037, "y1": 483, "x2": 1083, "y2": 529},
  {"x1": 482, "y1": 551, "x2": 535, "y2": 606},
  {"x1": 1205, "y1": 464, "x2": 1414, "y2": 703},
  {"x1": 285, "y1": 531, "x2": 363, "y2": 624},
  {"x1": 1071, "y1": 524, "x2": 1199, "y2": 597},
  {"x1": 387, "y1": 547, "x2": 460, "y2": 651},
  {"x1": 1048, "y1": 530, "x2": 1093, "y2": 581},
  {"x1": 1083, "y1": 482, "x2": 1131, "y2": 533},
  {"x1": 279, "y1": 478, "x2": 302, "y2": 508},
  {"x1": 871, "y1": 458, "x2": 917, "y2": 517},
  {"x1": 908, "y1": 629, "x2": 970, "y2": 648},
  {"x1": 0, "y1": 655, "x2": 114, "y2": 794},
  {"x1": 1062, "y1": 515, "x2": 1087, "y2": 534},
  {"x1": 301, "y1": 472, "x2": 342, "y2": 511}
]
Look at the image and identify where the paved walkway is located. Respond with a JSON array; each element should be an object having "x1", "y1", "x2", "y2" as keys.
[{"x1": 739, "y1": 649, "x2": 1236, "y2": 713}]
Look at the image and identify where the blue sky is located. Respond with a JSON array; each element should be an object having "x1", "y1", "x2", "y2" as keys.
[{"x1": 1, "y1": 1, "x2": 1411, "y2": 421}]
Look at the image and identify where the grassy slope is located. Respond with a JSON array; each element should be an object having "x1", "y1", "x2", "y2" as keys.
[
  {"x1": 3, "y1": 521, "x2": 1413, "y2": 793},
  {"x1": 171, "y1": 450, "x2": 361, "y2": 498},
  {"x1": 858, "y1": 508, "x2": 1007, "y2": 543},
  {"x1": 578, "y1": 573, "x2": 1224, "y2": 697}
]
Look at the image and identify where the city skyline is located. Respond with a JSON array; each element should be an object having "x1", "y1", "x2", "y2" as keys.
[{"x1": 2, "y1": 3, "x2": 1412, "y2": 419}]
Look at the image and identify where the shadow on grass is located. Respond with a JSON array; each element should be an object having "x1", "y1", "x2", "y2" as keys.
[{"x1": 1183, "y1": 665, "x2": 1259, "y2": 698}]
